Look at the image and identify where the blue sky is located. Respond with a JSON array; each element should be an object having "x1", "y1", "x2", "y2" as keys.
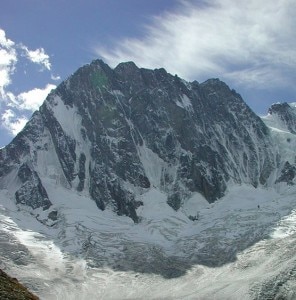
[{"x1": 0, "y1": 0, "x2": 295, "y2": 147}]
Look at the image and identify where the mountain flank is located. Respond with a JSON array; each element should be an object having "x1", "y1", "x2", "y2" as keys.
[{"x1": 0, "y1": 59, "x2": 293, "y2": 223}]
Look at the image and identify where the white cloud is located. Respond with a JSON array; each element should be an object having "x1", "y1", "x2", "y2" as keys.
[
  {"x1": 1, "y1": 83, "x2": 54, "y2": 137},
  {"x1": 0, "y1": 29, "x2": 17, "y2": 98},
  {"x1": 0, "y1": 28, "x2": 56, "y2": 104},
  {"x1": 96, "y1": 0, "x2": 296, "y2": 89},
  {"x1": 0, "y1": 29, "x2": 58, "y2": 138},
  {"x1": 1, "y1": 109, "x2": 28, "y2": 136},
  {"x1": 8, "y1": 84, "x2": 56, "y2": 111},
  {"x1": 21, "y1": 45, "x2": 51, "y2": 70},
  {"x1": 0, "y1": 29, "x2": 15, "y2": 48}
]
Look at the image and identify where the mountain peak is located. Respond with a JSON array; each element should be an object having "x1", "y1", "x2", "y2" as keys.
[
  {"x1": 0, "y1": 59, "x2": 278, "y2": 222},
  {"x1": 115, "y1": 61, "x2": 139, "y2": 71}
]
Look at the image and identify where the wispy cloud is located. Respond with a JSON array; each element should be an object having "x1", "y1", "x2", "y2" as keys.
[
  {"x1": 51, "y1": 74, "x2": 61, "y2": 81},
  {"x1": 96, "y1": 0, "x2": 296, "y2": 89},
  {"x1": 21, "y1": 45, "x2": 51, "y2": 70}
]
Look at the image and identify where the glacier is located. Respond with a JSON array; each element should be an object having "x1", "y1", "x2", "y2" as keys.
[{"x1": 1, "y1": 182, "x2": 296, "y2": 299}]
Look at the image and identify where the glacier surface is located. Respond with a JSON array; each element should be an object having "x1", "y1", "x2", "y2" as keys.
[{"x1": 1, "y1": 181, "x2": 296, "y2": 299}]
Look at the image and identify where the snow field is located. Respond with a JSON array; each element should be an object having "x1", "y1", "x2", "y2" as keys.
[{"x1": 1, "y1": 182, "x2": 296, "y2": 299}]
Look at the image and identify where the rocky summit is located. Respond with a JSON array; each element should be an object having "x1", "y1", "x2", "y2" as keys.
[{"x1": 0, "y1": 59, "x2": 284, "y2": 222}]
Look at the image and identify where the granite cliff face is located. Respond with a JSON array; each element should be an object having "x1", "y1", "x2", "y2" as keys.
[{"x1": 0, "y1": 60, "x2": 278, "y2": 221}]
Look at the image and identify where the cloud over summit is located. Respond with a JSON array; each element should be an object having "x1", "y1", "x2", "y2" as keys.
[{"x1": 96, "y1": 0, "x2": 296, "y2": 89}]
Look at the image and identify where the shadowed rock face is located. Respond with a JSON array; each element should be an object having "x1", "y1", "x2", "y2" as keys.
[
  {"x1": 0, "y1": 59, "x2": 277, "y2": 221},
  {"x1": 15, "y1": 163, "x2": 51, "y2": 210},
  {"x1": 276, "y1": 161, "x2": 296, "y2": 185},
  {"x1": 0, "y1": 269, "x2": 39, "y2": 300},
  {"x1": 268, "y1": 102, "x2": 296, "y2": 134}
]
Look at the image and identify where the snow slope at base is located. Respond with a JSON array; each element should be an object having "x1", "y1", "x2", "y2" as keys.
[{"x1": 1, "y1": 182, "x2": 296, "y2": 299}]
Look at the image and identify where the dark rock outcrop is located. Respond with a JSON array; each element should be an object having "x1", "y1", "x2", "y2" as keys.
[
  {"x1": 268, "y1": 102, "x2": 296, "y2": 134},
  {"x1": 15, "y1": 163, "x2": 52, "y2": 210},
  {"x1": 0, "y1": 269, "x2": 39, "y2": 300},
  {"x1": 276, "y1": 161, "x2": 296, "y2": 185}
]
